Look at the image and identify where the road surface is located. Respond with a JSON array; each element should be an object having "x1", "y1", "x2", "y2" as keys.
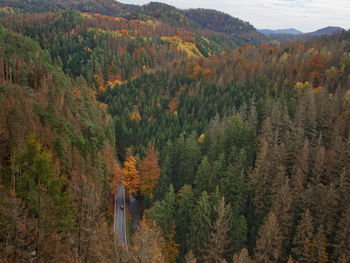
[{"x1": 114, "y1": 184, "x2": 127, "y2": 248}]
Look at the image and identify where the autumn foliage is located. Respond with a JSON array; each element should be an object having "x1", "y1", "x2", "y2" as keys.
[
  {"x1": 139, "y1": 148, "x2": 161, "y2": 198},
  {"x1": 121, "y1": 155, "x2": 140, "y2": 195}
]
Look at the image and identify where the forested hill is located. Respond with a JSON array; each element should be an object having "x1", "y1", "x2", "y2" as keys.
[
  {"x1": 0, "y1": 0, "x2": 350, "y2": 262},
  {"x1": 0, "y1": 0, "x2": 138, "y2": 17},
  {"x1": 0, "y1": 0, "x2": 266, "y2": 47}
]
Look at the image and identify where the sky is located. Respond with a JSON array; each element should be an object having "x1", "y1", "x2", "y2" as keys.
[{"x1": 119, "y1": 0, "x2": 350, "y2": 33}]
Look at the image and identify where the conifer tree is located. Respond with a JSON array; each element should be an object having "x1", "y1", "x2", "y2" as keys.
[
  {"x1": 148, "y1": 184, "x2": 176, "y2": 239},
  {"x1": 191, "y1": 191, "x2": 212, "y2": 257},
  {"x1": 334, "y1": 207, "x2": 350, "y2": 262},
  {"x1": 176, "y1": 185, "x2": 195, "y2": 258},
  {"x1": 233, "y1": 248, "x2": 251, "y2": 263},
  {"x1": 165, "y1": 226, "x2": 180, "y2": 263},
  {"x1": 202, "y1": 197, "x2": 231, "y2": 263},
  {"x1": 130, "y1": 218, "x2": 167, "y2": 263},
  {"x1": 310, "y1": 225, "x2": 328, "y2": 263},
  {"x1": 292, "y1": 209, "x2": 314, "y2": 263},
  {"x1": 254, "y1": 212, "x2": 283, "y2": 263}
]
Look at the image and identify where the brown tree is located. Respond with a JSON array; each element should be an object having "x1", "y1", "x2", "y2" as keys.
[
  {"x1": 0, "y1": 192, "x2": 37, "y2": 262},
  {"x1": 139, "y1": 148, "x2": 161, "y2": 198},
  {"x1": 165, "y1": 226, "x2": 180, "y2": 263},
  {"x1": 310, "y1": 225, "x2": 328, "y2": 263},
  {"x1": 184, "y1": 250, "x2": 197, "y2": 263},
  {"x1": 292, "y1": 209, "x2": 314, "y2": 263},
  {"x1": 233, "y1": 248, "x2": 251, "y2": 263},
  {"x1": 202, "y1": 197, "x2": 231, "y2": 263},
  {"x1": 129, "y1": 218, "x2": 167, "y2": 263},
  {"x1": 334, "y1": 207, "x2": 350, "y2": 262},
  {"x1": 254, "y1": 212, "x2": 283, "y2": 263}
]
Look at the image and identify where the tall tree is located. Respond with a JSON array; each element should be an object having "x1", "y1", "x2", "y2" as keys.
[
  {"x1": 129, "y1": 218, "x2": 167, "y2": 263},
  {"x1": 165, "y1": 226, "x2": 180, "y2": 263},
  {"x1": 254, "y1": 212, "x2": 283, "y2": 263},
  {"x1": 292, "y1": 209, "x2": 314, "y2": 263},
  {"x1": 0, "y1": 192, "x2": 37, "y2": 262},
  {"x1": 121, "y1": 155, "x2": 140, "y2": 195},
  {"x1": 202, "y1": 197, "x2": 231, "y2": 263},
  {"x1": 148, "y1": 184, "x2": 176, "y2": 236},
  {"x1": 334, "y1": 206, "x2": 350, "y2": 262},
  {"x1": 310, "y1": 225, "x2": 328, "y2": 263},
  {"x1": 191, "y1": 191, "x2": 212, "y2": 257},
  {"x1": 139, "y1": 147, "x2": 161, "y2": 198},
  {"x1": 176, "y1": 185, "x2": 195, "y2": 258}
]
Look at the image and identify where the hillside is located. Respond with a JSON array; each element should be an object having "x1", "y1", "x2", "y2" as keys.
[
  {"x1": 0, "y1": 0, "x2": 350, "y2": 262},
  {"x1": 0, "y1": 24, "x2": 122, "y2": 261},
  {"x1": 0, "y1": 0, "x2": 266, "y2": 48},
  {"x1": 0, "y1": 0, "x2": 138, "y2": 16},
  {"x1": 309, "y1": 26, "x2": 344, "y2": 36}
]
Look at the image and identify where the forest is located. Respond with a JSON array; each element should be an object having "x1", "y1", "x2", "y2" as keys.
[{"x1": 0, "y1": 0, "x2": 350, "y2": 262}]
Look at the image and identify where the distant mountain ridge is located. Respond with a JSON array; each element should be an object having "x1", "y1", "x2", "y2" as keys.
[
  {"x1": 260, "y1": 26, "x2": 344, "y2": 37},
  {"x1": 258, "y1": 28, "x2": 303, "y2": 35},
  {"x1": 308, "y1": 26, "x2": 344, "y2": 36},
  {"x1": 260, "y1": 26, "x2": 345, "y2": 42}
]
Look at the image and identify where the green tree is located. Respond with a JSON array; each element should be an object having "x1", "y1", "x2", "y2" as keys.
[
  {"x1": 148, "y1": 184, "x2": 176, "y2": 236},
  {"x1": 190, "y1": 191, "x2": 212, "y2": 257},
  {"x1": 176, "y1": 185, "x2": 195, "y2": 258}
]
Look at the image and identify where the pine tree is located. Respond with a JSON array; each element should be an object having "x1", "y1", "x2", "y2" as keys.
[
  {"x1": 165, "y1": 226, "x2": 180, "y2": 263},
  {"x1": 310, "y1": 225, "x2": 328, "y2": 263},
  {"x1": 148, "y1": 184, "x2": 176, "y2": 236},
  {"x1": 176, "y1": 185, "x2": 195, "y2": 258},
  {"x1": 334, "y1": 206, "x2": 350, "y2": 262},
  {"x1": 271, "y1": 176, "x2": 292, "y2": 260},
  {"x1": 254, "y1": 212, "x2": 283, "y2": 263},
  {"x1": 191, "y1": 191, "x2": 212, "y2": 257},
  {"x1": 202, "y1": 197, "x2": 231, "y2": 263},
  {"x1": 0, "y1": 192, "x2": 37, "y2": 262},
  {"x1": 129, "y1": 218, "x2": 167, "y2": 263},
  {"x1": 233, "y1": 248, "x2": 251, "y2": 263},
  {"x1": 194, "y1": 156, "x2": 213, "y2": 193},
  {"x1": 292, "y1": 209, "x2": 314, "y2": 263},
  {"x1": 184, "y1": 250, "x2": 197, "y2": 263}
]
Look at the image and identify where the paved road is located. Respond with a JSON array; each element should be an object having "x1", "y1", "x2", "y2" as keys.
[{"x1": 114, "y1": 184, "x2": 127, "y2": 248}]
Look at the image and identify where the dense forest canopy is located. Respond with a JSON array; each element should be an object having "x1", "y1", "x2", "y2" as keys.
[{"x1": 0, "y1": 0, "x2": 350, "y2": 262}]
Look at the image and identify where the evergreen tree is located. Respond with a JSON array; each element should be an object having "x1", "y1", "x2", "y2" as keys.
[
  {"x1": 292, "y1": 209, "x2": 314, "y2": 263},
  {"x1": 334, "y1": 207, "x2": 350, "y2": 262},
  {"x1": 202, "y1": 197, "x2": 231, "y2": 263},
  {"x1": 176, "y1": 185, "x2": 195, "y2": 258},
  {"x1": 254, "y1": 212, "x2": 283, "y2": 263},
  {"x1": 191, "y1": 191, "x2": 212, "y2": 257}
]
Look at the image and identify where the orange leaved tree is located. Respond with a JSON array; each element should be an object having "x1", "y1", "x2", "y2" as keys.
[
  {"x1": 122, "y1": 155, "x2": 140, "y2": 195},
  {"x1": 139, "y1": 148, "x2": 161, "y2": 198}
]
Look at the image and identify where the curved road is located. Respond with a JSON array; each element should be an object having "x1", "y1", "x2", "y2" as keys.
[{"x1": 114, "y1": 184, "x2": 127, "y2": 248}]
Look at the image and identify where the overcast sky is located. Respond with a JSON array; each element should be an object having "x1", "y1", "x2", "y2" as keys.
[{"x1": 119, "y1": 0, "x2": 350, "y2": 33}]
